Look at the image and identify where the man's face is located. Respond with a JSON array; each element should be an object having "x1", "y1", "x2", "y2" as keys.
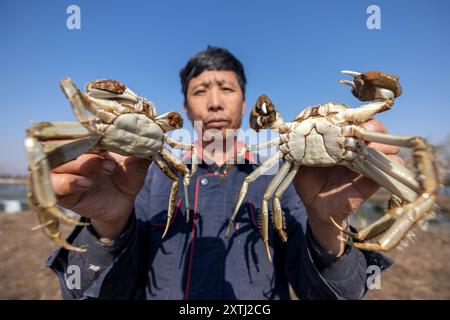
[{"x1": 184, "y1": 70, "x2": 246, "y2": 139}]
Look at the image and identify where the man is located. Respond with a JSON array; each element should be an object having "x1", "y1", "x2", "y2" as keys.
[{"x1": 47, "y1": 46, "x2": 397, "y2": 299}]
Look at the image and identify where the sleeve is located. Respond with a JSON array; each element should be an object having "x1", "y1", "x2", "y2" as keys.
[
  {"x1": 45, "y1": 165, "x2": 157, "y2": 300},
  {"x1": 279, "y1": 183, "x2": 393, "y2": 300},
  {"x1": 46, "y1": 213, "x2": 145, "y2": 299}
]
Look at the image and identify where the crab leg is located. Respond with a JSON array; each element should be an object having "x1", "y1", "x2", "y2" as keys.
[
  {"x1": 159, "y1": 148, "x2": 193, "y2": 225},
  {"x1": 350, "y1": 126, "x2": 432, "y2": 196},
  {"x1": 29, "y1": 121, "x2": 90, "y2": 140},
  {"x1": 333, "y1": 129, "x2": 422, "y2": 242},
  {"x1": 164, "y1": 135, "x2": 198, "y2": 222},
  {"x1": 338, "y1": 133, "x2": 439, "y2": 251},
  {"x1": 46, "y1": 137, "x2": 103, "y2": 169},
  {"x1": 330, "y1": 213, "x2": 395, "y2": 242},
  {"x1": 341, "y1": 194, "x2": 435, "y2": 251},
  {"x1": 272, "y1": 163, "x2": 300, "y2": 243},
  {"x1": 351, "y1": 156, "x2": 418, "y2": 202},
  {"x1": 222, "y1": 138, "x2": 281, "y2": 178},
  {"x1": 225, "y1": 150, "x2": 284, "y2": 239},
  {"x1": 34, "y1": 213, "x2": 85, "y2": 253},
  {"x1": 221, "y1": 146, "x2": 249, "y2": 179},
  {"x1": 342, "y1": 100, "x2": 393, "y2": 123},
  {"x1": 27, "y1": 149, "x2": 88, "y2": 254},
  {"x1": 341, "y1": 127, "x2": 418, "y2": 201},
  {"x1": 350, "y1": 126, "x2": 417, "y2": 148},
  {"x1": 27, "y1": 121, "x2": 100, "y2": 168},
  {"x1": 60, "y1": 78, "x2": 97, "y2": 132},
  {"x1": 25, "y1": 124, "x2": 101, "y2": 252},
  {"x1": 153, "y1": 153, "x2": 179, "y2": 239},
  {"x1": 255, "y1": 138, "x2": 282, "y2": 150},
  {"x1": 25, "y1": 135, "x2": 98, "y2": 225},
  {"x1": 259, "y1": 161, "x2": 293, "y2": 261},
  {"x1": 83, "y1": 96, "x2": 133, "y2": 116},
  {"x1": 164, "y1": 135, "x2": 198, "y2": 169},
  {"x1": 362, "y1": 147, "x2": 421, "y2": 193}
]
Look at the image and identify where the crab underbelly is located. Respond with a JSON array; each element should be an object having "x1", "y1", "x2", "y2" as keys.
[
  {"x1": 286, "y1": 119, "x2": 345, "y2": 166},
  {"x1": 101, "y1": 113, "x2": 164, "y2": 157}
]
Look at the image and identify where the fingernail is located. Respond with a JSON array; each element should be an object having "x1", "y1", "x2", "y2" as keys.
[
  {"x1": 102, "y1": 160, "x2": 117, "y2": 173},
  {"x1": 76, "y1": 178, "x2": 93, "y2": 188}
]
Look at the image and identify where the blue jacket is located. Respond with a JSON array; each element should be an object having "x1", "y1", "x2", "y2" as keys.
[{"x1": 47, "y1": 158, "x2": 391, "y2": 299}]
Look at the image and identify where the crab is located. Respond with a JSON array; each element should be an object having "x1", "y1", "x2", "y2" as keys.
[
  {"x1": 224, "y1": 70, "x2": 439, "y2": 261},
  {"x1": 25, "y1": 78, "x2": 197, "y2": 252}
]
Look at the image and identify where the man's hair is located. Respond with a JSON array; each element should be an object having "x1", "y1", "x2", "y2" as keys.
[{"x1": 179, "y1": 46, "x2": 247, "y2": 99}]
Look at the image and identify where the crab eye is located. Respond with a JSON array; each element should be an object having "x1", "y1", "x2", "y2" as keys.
[{"x1": 168, "y1": 112, "x2": 183, "y2": 129}]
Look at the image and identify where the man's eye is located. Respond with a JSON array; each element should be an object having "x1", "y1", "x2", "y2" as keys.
[
  {"x1": 222, "y1": 87, "x2": 234, "y2": 92},
  {"x1": 194, "y1": 90, "x2": 206, "y2": 96}
]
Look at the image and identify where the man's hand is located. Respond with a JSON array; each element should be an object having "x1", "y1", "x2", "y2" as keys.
[
  {"x1": 294, "y1": 119, "x2": 403, "y2": 256},
  {"x1": 50, "y1": 151, "x2": 151, "y2": 242}
]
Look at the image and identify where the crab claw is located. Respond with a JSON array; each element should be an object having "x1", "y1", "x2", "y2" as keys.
[
  {"x1": 341, "y1": 70, "x2": 362, "y2": 77},
  {"x1": 249, "y1": 95, "x2": 277, "y2": 131},
  {"x1": 72, "y1": 79, "x2": 159, "y2": 120},
  {"x1": 339, "y1": 70, "x2": 402, "y2": 101}
]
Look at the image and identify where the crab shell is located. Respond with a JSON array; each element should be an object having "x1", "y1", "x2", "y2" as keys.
[{"x1": 284, "y1": 103, "x2": 353, "y2": 166}]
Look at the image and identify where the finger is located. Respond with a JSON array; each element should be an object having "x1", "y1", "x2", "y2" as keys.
[
  {"x1": 386, "y1": 154, "x2": 405, "y2": 166},
  {"x1": 122, "y1": 156, "x2": 153, "y2": 174},
  {"x1": 362, "y1": 118, "x2": 387, "y2": 133},
  {"x1": 366, "y1": 141, "x2": 400, "y2": 155},
  {"x1": 362, "y1": 119, "x2": 400, "y2": 154},
  {"x1": 51, "y1": 172, "x2": 94, "y2": 197},
  {"x1": 52, "y1": 153, "x2": 117, "y2": 176},
  {"x1": 101, "y1": 151, "x2": 152, "y2": 173},
  {"x1": 111, "y1": 156, "x2": 153, "y2": 193}
]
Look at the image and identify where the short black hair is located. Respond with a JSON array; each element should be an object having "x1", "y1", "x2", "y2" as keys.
[{"x1": 179, "y1": 46, "x2": 247, "y2": 99}]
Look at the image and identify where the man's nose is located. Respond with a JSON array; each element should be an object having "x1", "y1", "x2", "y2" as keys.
[{"x1": 207, "y1": 87, "x2": 223, "y2": 112}]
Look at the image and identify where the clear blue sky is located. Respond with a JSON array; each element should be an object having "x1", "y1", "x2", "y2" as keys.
[{"x1": 1, "y1": 0, "x2": 449, "y2": 174}]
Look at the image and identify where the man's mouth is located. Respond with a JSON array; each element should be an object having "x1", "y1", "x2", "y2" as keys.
[{"x1": 205, "y1": 118, "x2": 230, "y2": 129}]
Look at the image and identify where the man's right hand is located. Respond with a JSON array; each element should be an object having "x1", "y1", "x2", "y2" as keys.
[{"x1": 50, "y1": 151, "x2": 152, "y2": 242}]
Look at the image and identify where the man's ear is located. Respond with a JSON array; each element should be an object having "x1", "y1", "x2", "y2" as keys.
[{"x1": 184, "y1": 101, "x2": 189, "y2": 117}]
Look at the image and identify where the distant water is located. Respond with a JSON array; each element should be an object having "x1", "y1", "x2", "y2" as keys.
[
  {"x1": 0, "y1": 184, "x2": 28, "y2": 213},
  {"x1": 0, "y1": 184, "x2": 79, "y2": 216},
  {"x1": 0, "y1": 184, "x2": 27, "y2": 201},
  {"x1": 440, "y1": 186, "x2": 450, "y2": 196}
]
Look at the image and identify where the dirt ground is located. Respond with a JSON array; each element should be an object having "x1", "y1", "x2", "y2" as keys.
[
  {"x1": 0, "y1": 210, "x2": 449, "y2": 300},
  {"x1": 364, "y1": 225, "x2": 450, "y2": 299}
]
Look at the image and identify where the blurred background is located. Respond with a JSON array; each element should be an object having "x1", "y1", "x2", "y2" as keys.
[{"x1": 0, "y1": 0, "x2": 449, "y2": 299}]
